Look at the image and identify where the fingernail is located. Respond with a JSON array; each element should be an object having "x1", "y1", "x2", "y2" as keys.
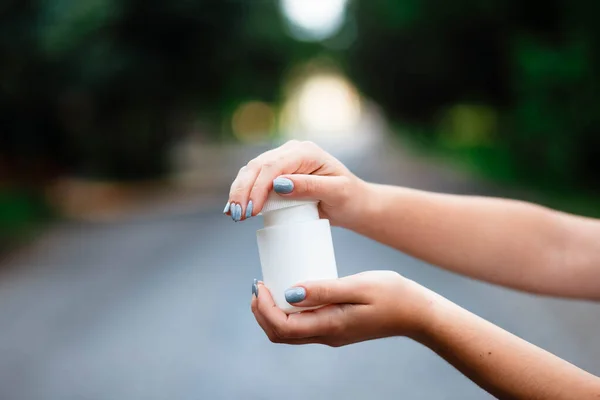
[
  {"x1": 245, "y1": 200, "x2": 253, "y2": 219},
  {"x1": 235, "y1": 204, "x2": 242, "y2": 221},
  {"x1": 252, "y1": 278, "x2": 259, "y2": 297},
  {"x1": 231, "y1": 203, "x2": 238, "y2": 221},
  {"x1": 223, "y1": 201, "x2": 231, "y2": 214},
  {"x1": 273, "y1": 177, "x2": 294, "y2": 194},
  {"x1": 284, "y1": 287, "x2": 306, "y2": 303}
]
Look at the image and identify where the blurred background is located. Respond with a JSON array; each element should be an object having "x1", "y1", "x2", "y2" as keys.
[{"x1": 1, "y1": 1, "x2": 599, "y2": 399}]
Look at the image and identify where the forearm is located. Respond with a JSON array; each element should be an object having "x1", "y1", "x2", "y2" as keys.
[
  {"x1": 351, "y1": 183, "x2": 578, "y2": 296},
  {"x1": 414, "y1": 289, "x2": 600, "y2": 399}
]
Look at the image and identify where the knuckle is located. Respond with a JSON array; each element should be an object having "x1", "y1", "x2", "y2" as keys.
[
  {"x1": 301, "y1": 140, "x2": 317, "y2": 149},
  {"x1": 320, "y1": 285, "x2": 333, "y2": 302},
  {"x1": 261, "y1": 160, "x2": 275, "y2": 170},
  {"x1": 285, "y1": 139, "x2": 300, "y2": 147},
  {"x1": 304, "y1": 178, "x2": 320, "y2": 194},
  {"x1": 232, "y1": 185, "x2": 246, "y2": 195},
  {"x1": 247, "y1": 158, "x2": 261, "y2": 169},
  {"x1": 302, "y1": 140, "x2": 323, "y2": 154},
  {"x1": 308, "y1": 286, "x2": 327, "y2": 304},
  {"x1": 311, "y1": 286, "x2": 323, "y2": 302}
]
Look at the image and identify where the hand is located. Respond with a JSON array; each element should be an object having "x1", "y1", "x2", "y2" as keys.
[
  {"x1": 224, "y1": 140, "x2": 368, "y2": 228},
  {"x1": 250, "y1": 271, "x2": 434, "y2": 347}
]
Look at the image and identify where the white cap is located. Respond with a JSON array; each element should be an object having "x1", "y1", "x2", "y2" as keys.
[
  {"x1": 259, "y1": 191, "x2": 317, "y2": 215},
  {"x1": 260, "y1": 192, "x2": 319, "y2": 227}
]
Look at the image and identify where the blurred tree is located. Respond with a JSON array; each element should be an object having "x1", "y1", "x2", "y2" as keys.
[
  {"x1": 1, "y1": 0, "x2": 599, "y2": 196},
  {"x1": 0, "y1": 0, "x2": 310, "y2": 182},
  {"x1": 347, "y1": 0, "x2": 600, "y2": 193}
]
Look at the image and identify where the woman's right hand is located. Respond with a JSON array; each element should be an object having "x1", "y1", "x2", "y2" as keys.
[{"x1": 224, "y1": 140, "x2": 369, "y2": 228}]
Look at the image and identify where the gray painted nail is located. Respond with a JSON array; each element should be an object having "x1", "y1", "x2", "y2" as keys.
[
  {"x1": 245, "y1": 200, "x2": 253, "y2": 219},
  {"x1": 273, "y1": 177, "x2": 294, "y2": 194},
  {"x1": 231, "y1": 203, "x2": 238, "y2": 221},
  {"x1": 235, "y1": 204, "x2": 242, "y2": 221},
  {"x1": 223, "y1": 202, "x2": 231, "y2": 214},
  {"x1": 284, "y1": 287, "x2": 306, "y2": 303},
  {"x1": 252, "y1": 279, "x2": 259, "y2": 297}
]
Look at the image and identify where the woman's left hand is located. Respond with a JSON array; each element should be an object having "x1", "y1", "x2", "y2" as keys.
[{"x1": 250, "y1": 271, "x2": 434, "y2": 347}]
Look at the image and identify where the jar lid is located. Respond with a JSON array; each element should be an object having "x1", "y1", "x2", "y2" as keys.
[{"x1": 259, "y1": 191, "x2": 318, "y2": 215}]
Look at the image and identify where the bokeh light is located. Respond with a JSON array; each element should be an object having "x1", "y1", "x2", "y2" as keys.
[
  {"x1": 280, "y1": 73, "x2": 361, "y2": 142},
  {"x1": 279, "y1": 0, "x2": 349, "y2": 42},
  {"x1": 231, "y1": 101, "x2": 276, "y2": 142},
  {"x1": 439, "y1": 104, "x2": 497, "y2": 147}
]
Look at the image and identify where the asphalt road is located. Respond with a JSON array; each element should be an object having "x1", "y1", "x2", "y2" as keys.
[{"x1": 1, "y1": 138, "x2": 599, "y2": 400}]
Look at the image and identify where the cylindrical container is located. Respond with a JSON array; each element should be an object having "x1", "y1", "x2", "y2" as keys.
[{"x1": 257, "y1": 192, "x2": 338, "y2": 314}]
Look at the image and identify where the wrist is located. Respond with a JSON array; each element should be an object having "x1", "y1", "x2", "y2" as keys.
[
  {"x1": 340, "y1": 180, "x2": 381, "y2": 232},
  {"x1": 407, "y1": 285, "x2": 465, "y2": 348},
  {"x1": 380, "y1": 278, "x2": 442, "y2": 341},
  {"x1": 397, "y1": 281, "x2": 434, "y2": 340}
]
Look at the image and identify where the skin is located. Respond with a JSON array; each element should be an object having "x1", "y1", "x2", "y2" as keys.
[{"x1": 226, "y1": 140, "x2": 600, "y2": 398}]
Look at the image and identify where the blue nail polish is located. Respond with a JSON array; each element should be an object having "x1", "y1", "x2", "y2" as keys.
[
  {"x1": 273, "y1": 177, "x2": 294, "y2": 194},
  {"x1": 231, "y1": 203, "x2": 238, "y2": 221},
  {"x1": 223, "y1": 202, "x2": 231, "y2": 214},
  {"x1": 246, "y1": 200, "x2": 253, "y2": 219},
  {"x1": 252, "y1": 279, "x2": 259, "y2": 297},
  {"x1": 235, "y1": 204, "x2": 242, "y2": 221},
  {"x1": 284, "y1": 287, "x2": 306, "y2": 303}
]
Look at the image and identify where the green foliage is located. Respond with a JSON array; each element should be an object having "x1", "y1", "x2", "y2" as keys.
[
  {"x1": 0, "y1": 189, "x2": 51, "y2": 251},
  {"x1": 348, "y1": 0, "x2": 600, "y2": 195},
  {"x1": 0, "y1": 0, "x2": 308, "y2": 181},
  {"x1": 2, "y1": 0, "x2": 599, "y2": 197}
]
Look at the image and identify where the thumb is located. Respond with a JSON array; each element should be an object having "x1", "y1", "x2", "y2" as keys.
[
  {"x1": 273, "y1": 175, "x2": 349, "y2": 205},
  {"x1": 284, "y1": 276, "x2": 368, "y2": 307}
]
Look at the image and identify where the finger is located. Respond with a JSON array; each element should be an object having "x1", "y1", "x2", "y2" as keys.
[
  {"x1": 273, "y1": 174, "x2": 351, "y2": 207},
  {"x1": 252, "y1": 303, "x2": 323, "y2": 345},
  {"x1": 252, "y1": 283, "x2": 292, "y2": 338},
  {"x1": 227, "y1": 142, "x2": 297, "y2": 220},
  {"x1": 284, "y1": 304, "x2": 349, "y2": 338},
  {"x1": 228, "y1": 165, "x2": 261, "y2": 221},
  {"x1": 252, "y1": 294, "x2": 279, "y2": 342},
  {"x1": 248, "y1": 141, "x2": 327, "y2": 215},
  {"x1": 252, "y1": 283, "x2": 338, "y2": 339},
  {"x1": 251, "y1": 283, "x2": 289, "y2": 343},
  {"x1": 284, "y1": 275, "x2": 370, "y2": 308},
  {"x1": 254, "y1": 301, "x2": 348, "y2": 342}
]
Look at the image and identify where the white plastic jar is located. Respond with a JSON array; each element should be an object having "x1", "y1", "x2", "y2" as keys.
[{"x1": 256, "y1": 192, "x2": 338, "y2": 314}]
